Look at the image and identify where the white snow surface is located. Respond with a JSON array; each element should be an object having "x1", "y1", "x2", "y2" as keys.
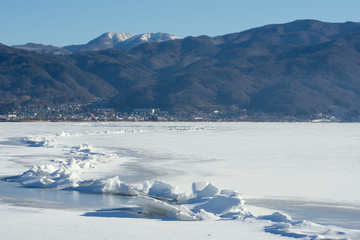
[
  {"x1": 124, "y1": 32, "x2": 182, "y2": 43},
  {"x1": 106, "y1": 32, "x2": 135, "y2": 42},
  {"x1": 103, "y1": 32, "x2": 182, "y2": 44},
  {"x1": 1, "y1": 122, "x2": 360, "y2": 240}
]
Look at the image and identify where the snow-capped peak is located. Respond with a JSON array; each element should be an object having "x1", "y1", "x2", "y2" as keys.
[
  {"x1": 106, "y1": 32, "x2": 135, "y2": 42},
  {"x1": 62, "y1": 32, "x2": 183, "y2": 53},
  {"x1": 139, "y1": 33, "x2": 152, "y2": 42},
  {"x1": 102, "y1": 32, "x2": 181, "y2": 45},
  {"x1": 109, "y1": 32, "x2": 182, "y2": 50},
  {"x1": 130, "y1": 32, "x2": 182, "y2": 43}
]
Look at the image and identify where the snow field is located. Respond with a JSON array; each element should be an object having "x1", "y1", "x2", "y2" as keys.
[{"x1": 1, "y1": 122, "x2": 360, "y2": 239}]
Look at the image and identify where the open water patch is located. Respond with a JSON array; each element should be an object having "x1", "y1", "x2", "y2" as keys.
[{"x1": 0, "y1": 181, "x2": 132, "y2": 210}]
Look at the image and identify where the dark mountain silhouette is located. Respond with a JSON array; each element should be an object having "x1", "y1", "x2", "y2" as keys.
[
  {"x1": 11, "y1": 43, "x2": 71, "y2": 55},
  {"x1": 70, "y1": 20, "x2": 360, "y2": 115},
  {"x1": 0, "y1": 44, "x2": 118, "y2": 111}
]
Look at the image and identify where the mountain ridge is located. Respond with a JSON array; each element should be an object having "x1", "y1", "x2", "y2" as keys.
[
  {"x1": 12, "y1": 32, "x2": 182, "y2": 54},
  {"x1": 2, "y1": 20, "x2": 360, "y2": 118},
  {"x1": 0, "y1": 44, "x2": 118, "y2": 110}
]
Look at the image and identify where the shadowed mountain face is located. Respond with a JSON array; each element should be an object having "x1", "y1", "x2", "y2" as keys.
[
  {"x1": 0, "y1": 44, "x2": 118, "y2": 110},
  {"x1": 11, "y1": 43, "x2": 72, "y2": 55},
  {"x1": 2, "y1": 20, "x2": 360, "y2": 116},
  {"x1": 71, "y1": 20, "x2": 360, "y2": 115}
]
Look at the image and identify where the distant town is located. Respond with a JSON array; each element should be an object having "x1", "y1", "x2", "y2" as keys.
[{"x1": 0, "y1": 101, "x2": 357, "y2": 123}]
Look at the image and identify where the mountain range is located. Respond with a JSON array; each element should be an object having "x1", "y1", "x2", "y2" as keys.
[
  {"x1": 12, "y1": 32, "x2": 182, "y2": 54},
  {"x1": 2, "y1": 20, "x2": 360, "y2": 118}
]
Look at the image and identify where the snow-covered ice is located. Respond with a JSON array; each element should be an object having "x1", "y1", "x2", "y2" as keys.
[{"x1": 1, "y1": 122, "x2": 360, "y2": 240}]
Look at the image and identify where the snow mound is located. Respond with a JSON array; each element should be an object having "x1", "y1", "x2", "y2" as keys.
[
  {"x1": 66, "y1": 144, "x2": 121, "y2": 170},
  {"x1": 259, "y1": 212, "x2": 357, "y2": 240},
  {"x1": 192, "y1": 194, "x2": 242, "y2": 215},
  {"x1": 23, "y1": 135, "x2": 56, "y2": 147},
  {"x1": 259, "y1": 211, "x2": 293, "y2": 223},
  {"x1": 264, "y1": 220, "x2": 355, "y2": 240},
  {"x1": 56, "y1": 131, "x2": 82, "y2": 137},
  {"x1": 18, "y1": 164, "x2": 58, "y2": 185},
  {"x1": 167, "y1": 126, "x2": 207, "y2": 131},
  {"x1": 17, "y1": 140, "x2": 124, "y2": 190},
  {"x1": 19, "y1": 165, "x2": 80, "y2": 189},
  {"x1": 57, "y1": 129, "x2": 147, "y2": 137},
  {"x1": 25, "y1": 129, "x2": 149, "y2": 149}
]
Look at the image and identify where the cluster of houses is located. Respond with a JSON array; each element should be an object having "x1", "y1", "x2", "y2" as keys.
[{"x1": 0, "y1": 103, "x2": 354, "y2": 122}]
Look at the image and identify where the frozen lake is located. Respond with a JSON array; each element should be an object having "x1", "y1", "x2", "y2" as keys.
[{"x1": 1, "y1": 122, "x2": 359, "y2": 239}]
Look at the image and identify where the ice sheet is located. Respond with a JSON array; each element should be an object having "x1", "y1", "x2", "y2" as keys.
[{"x1": 1, "y1": 122, "x2": 360, "y2": 240}]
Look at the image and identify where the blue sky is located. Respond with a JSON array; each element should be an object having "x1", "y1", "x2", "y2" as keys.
[{"x1": 1, "y1": 0, "x2": 360, "y2": 46}]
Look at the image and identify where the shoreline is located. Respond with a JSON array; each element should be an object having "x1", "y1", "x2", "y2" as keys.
[{"x1": 0, "y1": 119, "x2": 352, "y2": 123}]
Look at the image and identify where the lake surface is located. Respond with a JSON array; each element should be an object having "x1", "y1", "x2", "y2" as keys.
[
  {"x1": 1, "y1": 122, "x2": 360, "y2": 233},
  {"x1": 0, "y1": 181, "x2": 132, "y2": 210}
]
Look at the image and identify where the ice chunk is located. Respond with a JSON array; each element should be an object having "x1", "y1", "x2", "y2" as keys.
[
  {"x1": 72, "y1": 144, "x2": 94, "y2": 153},
  {"x1": 67, "y1": 159, "x2": 83, "y2": 171},
  {"x1": 45, "y1": 167, "x2": 81, "y2": 189},
  {"x1": 100, "y1": 176, "x2": 139, "y2": 195},
  {"x1": 77, "y1": 176, "x2": 139, "y2": 196},
  {"x1": 57, "y1": 131, "x2": 71, "y2": 137},
  {"x1": 196, "y1": 209, "x2": 220, "y2": 221},
  {"x1": 192, "y1": 194, "x2": 244, "y2": 215},
  {"x1": 192, "y1": 181, "x2": 220, "y2": 198},
  {"x1": 148, "y1": 181, "x2": 179, "y2": 200},
  {"x1": 135, "y1": 196, "x2": 197, "y2": 221},
  {"x1": 176, "y1": 192, "x2": 194, "y2": 202},
  {"x1": 140, "y1": 181, "x2": 150, "y2": 194}
]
